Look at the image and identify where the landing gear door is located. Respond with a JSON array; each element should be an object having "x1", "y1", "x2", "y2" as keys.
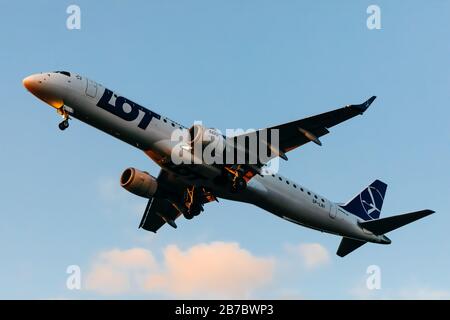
[
  {"x1": 329, "y1": 203, "x2": 337, "y2": 219},
  {"x1": 86, "y1": 79, "x2": 98, "y2": 98}
]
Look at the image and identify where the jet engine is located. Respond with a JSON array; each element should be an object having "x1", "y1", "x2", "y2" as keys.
[
  {"x1": 188, "y1": 124, "x2": 225, "y2": 149},
  {"x1": 120, "y1": 167, "x2": 158, "y2": 198}
]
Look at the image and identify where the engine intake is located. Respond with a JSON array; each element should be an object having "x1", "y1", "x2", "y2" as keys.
[
  {"x1": 189, "y1": 124, "x2": 225, "y2": 149},
  {"x1": 120, "y1": 167, "x2": 158, "y2": 198}
]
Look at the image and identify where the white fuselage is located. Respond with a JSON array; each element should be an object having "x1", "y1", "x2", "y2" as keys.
[{"x1": 24, "y1": 72, "x2": 388, "y2": 244}]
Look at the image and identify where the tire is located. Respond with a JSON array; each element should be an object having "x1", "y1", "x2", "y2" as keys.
[
  {"x1": 230, "y1": 177, "x2": 247, "y2": 193},
  {"x1": 59, "y1": 120, "x2": 69, "y2": 131},
  {"x1": 234, "y1": 177, "x2": 247, "y2": 190},
  {"x1": 192, "y1": 207, "x2": 202, "y2": 216},
  {"x1": 184, "y1": 212, "x2": 194, "y2": 220}
]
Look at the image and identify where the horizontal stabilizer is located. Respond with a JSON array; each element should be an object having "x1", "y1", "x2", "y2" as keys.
[
  {"x1": 337, "y1": 237, "x2": 367, "y2": 257},
  {"x1": 359, "y1": 209, "x2": 434, "y2": 235}
]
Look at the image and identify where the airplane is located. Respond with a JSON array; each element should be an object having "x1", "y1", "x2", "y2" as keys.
[{"x1": 23, "y1": 71, "x2": 434, "y2": 257}]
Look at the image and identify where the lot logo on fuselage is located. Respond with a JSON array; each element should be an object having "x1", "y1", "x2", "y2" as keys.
[{"x1": 97, "y1": 88, "x2": 160, "y2": 130}]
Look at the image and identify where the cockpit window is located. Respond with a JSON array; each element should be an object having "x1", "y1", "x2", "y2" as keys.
[{"x1": 54, "y1": 71, "x2": 71, "y2": 77}]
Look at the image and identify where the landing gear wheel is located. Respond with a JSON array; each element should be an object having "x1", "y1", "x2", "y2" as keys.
[
  {"x1": 58, "y1": 119, "x2": 69, "y2": 131},
  {"x1": 191, "y1": 207, "x2": 203, "y2": 217},
  {"x1": 231, "y1": 176, "x2": 247, "y2": 193},
  {"x1": 183, "y1": 211, "x2": 195, "y2": 220}
]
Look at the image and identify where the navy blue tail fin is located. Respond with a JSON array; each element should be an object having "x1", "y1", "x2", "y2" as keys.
[{"x1": 340, "y1": 180, "x2": 387, "y2": 221}]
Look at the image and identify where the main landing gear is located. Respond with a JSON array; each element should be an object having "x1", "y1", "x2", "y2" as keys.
[
  {"x1": 232, "y1": 176, "x2": 247, "y2": 192},
  {"x1": 225, "y1": 166, "x2": 247, "y2": 193},
  {"x1": 183, "y1": 186, "x2": 204, "y2": 220}
]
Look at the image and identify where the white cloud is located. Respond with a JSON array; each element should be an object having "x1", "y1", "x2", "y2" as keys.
[
  {"x1": 145, "y1": 242, "x2": 275, "y2": 298},
  {"x1": 98, "y1": 248, "x2": 156, "y2": 269},
  {"x1": 85, "y1": 244, "x2": 448, "y2": 300},
  {"x1": 85, "y1": 248, "x2": 157, "y2": 295},
  {"x1": 298, "y1": 243, "x2": 330, "y2": 268},
  {"x1": 85, "y1": 242, "x2": 275, "y2": 298},
  {"x1": 286, "y1": 243, "x2": 330, "y2": 269},
  {"x1": 85, "y1": 264, "x2": 130, "y2": 295}
]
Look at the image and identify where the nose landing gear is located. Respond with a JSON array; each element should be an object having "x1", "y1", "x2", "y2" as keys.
[
  {"x1": 58, "y1": 119, "x2": 69, "y2": 131},
  {"x1": 57, "y1": 108, "x2": 70, "y2": 131}
]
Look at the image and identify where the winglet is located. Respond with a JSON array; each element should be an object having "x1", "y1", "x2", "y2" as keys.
[{"x1": 353, "y1": 96, "x2": 376, "y2": 114}]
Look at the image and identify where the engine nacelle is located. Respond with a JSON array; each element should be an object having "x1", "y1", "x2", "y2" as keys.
[
  {"x1": 189, "y1": 124, "x2": 225, "y2": 149},
  {"x1": 120, "y1": 167, "x2": 158, "y2": 198}
]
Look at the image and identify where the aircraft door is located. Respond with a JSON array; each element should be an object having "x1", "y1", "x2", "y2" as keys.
[
  {"x1": 86, "y1": 79, "x2": 98, "y2": 98},
  {"x1": 329, "y1": 203, "x2": 337, "y2": 219}
]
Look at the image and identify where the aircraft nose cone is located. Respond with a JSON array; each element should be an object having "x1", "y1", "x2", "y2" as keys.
[
  {"x1": 22, "y1": 75, "x2": 38, "y2": 92},
  {"x1": 23, "y1": 74, "x2": 64, "y2": 109}
]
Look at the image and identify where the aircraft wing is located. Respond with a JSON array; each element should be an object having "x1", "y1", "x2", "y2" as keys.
[
  {"x1": 139, "y1": 169, "x2": 216, "y2": 233},
  {"x1": 228, "y1": 96, "x2": 376, "y2": 166}
]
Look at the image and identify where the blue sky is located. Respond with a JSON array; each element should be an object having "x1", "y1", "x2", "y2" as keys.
[{"x1": 1, "y1": 0, "x2": 449, "y2": 299}]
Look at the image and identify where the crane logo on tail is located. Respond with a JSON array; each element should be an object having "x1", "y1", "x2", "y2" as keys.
[{"x1": 360, "y1": 186, "x2": 384, "y2": 220}]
